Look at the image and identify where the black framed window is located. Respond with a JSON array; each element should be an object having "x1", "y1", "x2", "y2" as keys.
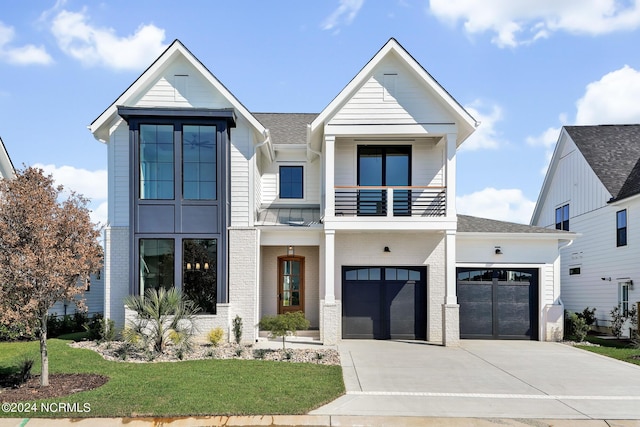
[
  {"x1": 279, "y1": 166, "x2": 303, "y2": 199},
  {"x1": 139, "y1": 239, "x2": 175, "y2": 294},
  {"x1": 183, "y1": 125, "x2": 217, "y2": 200},
  {"x1": 183, "y1": 239, "x2": 217, "y2": 314},
  {"x1": 555, "y1": 204, "x2": 569, "y2": 230},
  {"x1": 617, "y1": 209, "x2": 627, "y2": 247},
  {"x1": 140, "y1": 125, "x2": 174, "y2": 199}
]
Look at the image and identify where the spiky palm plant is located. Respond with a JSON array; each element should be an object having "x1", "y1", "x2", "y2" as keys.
[{"x1": 124, "y1": 288, "x2": 200, "y2": 354}]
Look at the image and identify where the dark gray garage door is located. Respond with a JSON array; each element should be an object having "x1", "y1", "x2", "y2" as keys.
[
  {"x1": 457, "y1": 268, "x2": 538, "y2": 340},
  {"x1": 342, "y1": 266, "x2": 426, "y2": 340}
]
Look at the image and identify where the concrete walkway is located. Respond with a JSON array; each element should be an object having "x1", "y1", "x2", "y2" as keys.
[{"x1": 311, "y1": 340, "x2": 640, "y2": 419}]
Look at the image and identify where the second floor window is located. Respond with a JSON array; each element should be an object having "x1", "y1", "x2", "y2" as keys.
[
  {"x1": 139, "y1": 124, "x2": 217, "y2": 201},
  {"x1": 140, "y1": 125, "x2": 174, "y2": 199},
  {"x1": 280, "y1": 166, "x2": 303, "y2": 199},
  {"x1": 617, "y1": 209, "x2": 627, "y2": 247},
  {"x1": 555, "y1": 204, "x2": 569, "y2": 231}
]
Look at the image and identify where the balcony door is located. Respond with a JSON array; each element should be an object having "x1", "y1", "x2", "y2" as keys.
[{"x1": 357, "y1": 146, "x2": 411, "y2": 215}]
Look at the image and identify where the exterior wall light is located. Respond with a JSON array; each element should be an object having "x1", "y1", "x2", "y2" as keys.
[
  {"x1": 495, "y1": 247, "x2": 502, "y2": 255},
  {"x1": 384, "y1": 246, "x2": 391, "y2": 253}
]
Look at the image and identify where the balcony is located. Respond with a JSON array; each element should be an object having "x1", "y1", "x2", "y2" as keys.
[{"x1": 334, "y1": 186, "x2": 446, "y2": 217}]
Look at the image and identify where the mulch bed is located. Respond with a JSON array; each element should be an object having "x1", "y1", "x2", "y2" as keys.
[{"x1": 0, "y1": 374, "x2": 108, "y2": 403}]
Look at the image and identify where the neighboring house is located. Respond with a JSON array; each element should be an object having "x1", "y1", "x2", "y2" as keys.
[
  {"x1": 90, "y1": 38, "x2": 572, "y2": 345},
  {"x1": 532, "y1": 125, "x2": 640, "y2": 336}
]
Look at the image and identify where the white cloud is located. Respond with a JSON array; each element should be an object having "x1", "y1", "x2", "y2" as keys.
[
  {"x1": 457, "y1": 188, "x2": 536, "y2": 224},
  {"x1": 34, "y1": 164, "x2": 107, "y2": 226},
  {"x1": 526, "y1": 126, "x2": 561, "y2": 175},
  {"x1": 429, "y1": 0, "x2": 640, "y2": 47},
  {"x1": 0, "y1": 21, "x2": 53, "y2": 65},
  {"x1": 322, "y1": 0, "x2": 365, "y2": 31},
  {"x1": 459, "y1": 100, "x2": 503, "y2": 151},
  {"x1": 50, "y1": 8, "x2": 168, "y2": 71},
  {"x1": 575, "y1": 65, "x2": 640, "y2": 124}
]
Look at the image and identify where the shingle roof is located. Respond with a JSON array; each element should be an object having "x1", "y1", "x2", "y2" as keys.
[
  {"x1": 253, "y1": 113, "x2": 318, "y2": 145},
  {"x1": 457, "y1": 214, "x2": 571, "y2": 234},
  {"x1": 564, "y1": 125, "x2": 640, "y2": 201}
]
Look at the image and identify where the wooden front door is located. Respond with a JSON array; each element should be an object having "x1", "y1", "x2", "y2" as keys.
[{"x1": 278, "y1": 256, "x2": 305, "y2": 314}]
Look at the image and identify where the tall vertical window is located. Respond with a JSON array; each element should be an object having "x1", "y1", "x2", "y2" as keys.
[
  {"x1": 279, "y1": 166, "x2": 303, "y2": 199},
  {"x1": 183, "y1": 239, "x2": 217, "y2": 314},
  {"x1": 139, "y1": 239, "x2": 175, "y2": 295},
  {"x1": 620, "y1": 281, "x2": 630, "y2": 316},
  {"x1": 140, "y1": 125, "x2": 174, "y2": 199},
  {"x1": 555, "y1": 204, "x2": 569, "y2": 230},
  {"x1": 183, "y1": 125, "x2": 216, "y2": 200},
  {"x1": 617, "y1": 209, "x2": 627, "y2": 247}
]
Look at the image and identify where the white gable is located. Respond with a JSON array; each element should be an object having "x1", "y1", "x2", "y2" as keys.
[
  {"x1": 310, "y1": 38, "x2": 476, "y2": 149},
  {"x1": 90, "y1": 40, "x2": 265, "y2": 143},
  {"x1": 329, "y1": 53, "x2": 452, "y2": 126}
]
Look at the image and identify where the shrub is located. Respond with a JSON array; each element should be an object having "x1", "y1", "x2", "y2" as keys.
[
  {"x1": 233, "y1": 315, "x2": 243, "y2": 344},
  {"x1": 259, "y1": 311, "x2": 310, "y2": 350},
  {"x1": 577, "y1": 307, "x2": 597, "y2": 326},
  {"x1": 124, "y1": 288, "x2": 199, "y2": 354},
  {"x1": 0, "y1": 321, "x2": 33, "y2": 341},
  {"x1": 610, "y1": 306, "x2": 625, "y2": 338},
  {"x1": 207, "y1": 327, "x2": 224, "y2": 347},
  {"x1": 565, "y1": 311, "x2": 589, "y2": 342},
  {"x1": 84, "y1": 313, "x2": 115, "y2": 342}
]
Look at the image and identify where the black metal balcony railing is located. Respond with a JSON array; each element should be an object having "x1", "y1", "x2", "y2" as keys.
[{"x1": 334, "y1": 186, "x2": 446, "y2": 217}]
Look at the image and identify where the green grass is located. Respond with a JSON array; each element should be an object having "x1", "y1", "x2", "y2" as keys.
[
  {"x1": 576, "y1": 335, "x2": 640, "y2": 367},
  {"x1": 0, "y1": 339, "x2": 345, "y2": 417}
]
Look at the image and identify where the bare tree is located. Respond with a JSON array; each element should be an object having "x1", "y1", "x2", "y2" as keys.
[{"x1": 0, "y1": 167, "x2": 103, "y2": 386}]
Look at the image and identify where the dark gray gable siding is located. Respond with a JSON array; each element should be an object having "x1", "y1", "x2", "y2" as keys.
[
  {"x1": 564, "y1": 124, "x2": 640, "y2": 201},
  {"x1": 254, "y1": 113, "x2": 318, "y2": 145}
]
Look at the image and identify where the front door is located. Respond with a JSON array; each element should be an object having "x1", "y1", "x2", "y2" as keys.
[{"x1": 278, "y1": 256, "x2": 305, "y2": 314}]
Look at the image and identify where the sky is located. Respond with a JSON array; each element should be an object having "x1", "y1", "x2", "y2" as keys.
[{"x1": 2, "y1": 0, "x2": 640, "y2": 226}]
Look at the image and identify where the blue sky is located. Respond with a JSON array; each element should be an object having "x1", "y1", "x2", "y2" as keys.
[{"x1": 2, "y1": 0, "x2": 640, "y2": 225}]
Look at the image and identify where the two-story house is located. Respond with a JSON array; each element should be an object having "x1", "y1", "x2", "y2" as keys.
[
  {"x1": 532, "y1": 125, "x2": 640, "y2": 335},
  {"x1": 90, "y1": 38, "x2": 572, "y2": 345}
]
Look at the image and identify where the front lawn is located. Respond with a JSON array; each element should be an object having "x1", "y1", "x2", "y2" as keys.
[
  {"x1": 576, "y1": 335, "x2": 640, "y2": 367},
  {"x1": 0, "y1": 338, "x2": 345, "y2": 417}
]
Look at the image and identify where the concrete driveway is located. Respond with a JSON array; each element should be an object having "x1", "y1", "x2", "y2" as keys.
[{"x1": 311, "y1": 340, "x2": 640, "y2": 419}]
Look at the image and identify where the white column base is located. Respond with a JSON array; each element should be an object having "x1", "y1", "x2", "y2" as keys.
[{"x1": 442, "y1": 303, "x2": 460, "y2": 347}]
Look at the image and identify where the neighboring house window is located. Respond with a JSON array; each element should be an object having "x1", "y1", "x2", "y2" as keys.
[
  {"x1": 617, "y1": 209, "x2": 627, "y2": 247},
  {"x1": 183, "y1": 125, "x2": 217, "y2": 200},
  {"x1": 140, "y1": 125, "x2": 174, "y2": 199},
  {"x1": 139, "y1": 239, "x2": 175, "y2": 294},
  {"x1": 569, "y1": 267, "x2": 581, "y2": 275},
  {"x1": 555, "y1": 204, "x2": 569, "y2": 230},
  {"x1": 619, "y1": 281, "x2": 630, "y2": 316},
  {"x1": 183, "y1": 239, "x2": 217, "y2": 314},
  {"x1": 279, "y1": 166, "x2": 303, "y2": 199}
]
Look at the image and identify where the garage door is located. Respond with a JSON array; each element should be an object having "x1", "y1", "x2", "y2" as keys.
[
  {"x1": 342, "y1": 266, "x2": 426, "y2": 340},
  {"x1": 457, "y1": 268, "x2": 538, "y2": 340}
]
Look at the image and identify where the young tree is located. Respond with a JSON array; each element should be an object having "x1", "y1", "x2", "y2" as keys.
[{"x1": 0, "y1": 167, "x2": 103, "y2": 386}]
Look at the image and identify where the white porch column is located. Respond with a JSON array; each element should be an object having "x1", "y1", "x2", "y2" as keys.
[
  {"x1": 442, "y1": 228, "x2": 460, "y2": 346},
  {"x1": 321, "y1": 228, "x2": 339, "y2": 345},
  {"x1": 324, "y1": 229, "x2": 336, "y2": 304},
  {"x1": 325, "y1": 135, "x2": 335, "y2": 218},
  {"x1": 445, "y1": 133, "x2": 457, "y2": 218}
]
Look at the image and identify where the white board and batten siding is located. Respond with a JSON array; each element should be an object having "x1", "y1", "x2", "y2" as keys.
[
  {"x1": 533, "y1": 132, "x2": 640, "y2": 328},
  {"x1": 535, "y1": 136, "x2": 612, "y2": 228},
  {"x1": 329, "y1": 54, "x2": 452, "y2": 126}
]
